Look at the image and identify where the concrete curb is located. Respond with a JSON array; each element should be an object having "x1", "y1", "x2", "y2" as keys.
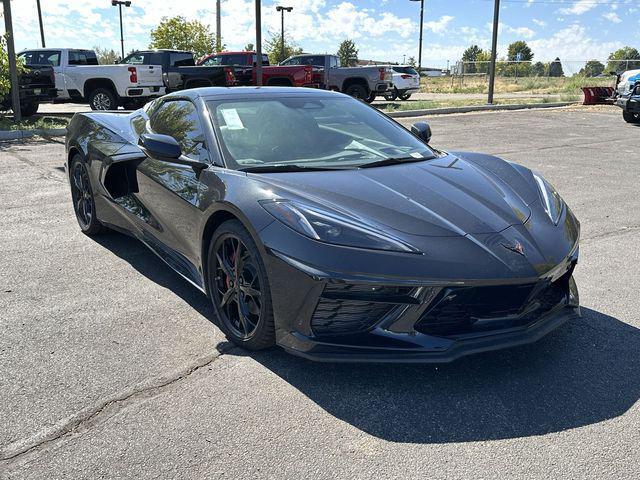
[
  {"x1": 385, "y1": 102, "x2": 579, "y2": 118},
  {"x1": 0, "y1": 128, "x2": 67, "y2": 141}
]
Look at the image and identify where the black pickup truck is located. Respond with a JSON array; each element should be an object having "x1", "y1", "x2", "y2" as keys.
[
  {"x1": 1, "y1": 65, "x2": 57, "y2": 116},
  {"x1": 120, "y1": 50, "x2": 235, "y2": 95},
  {"x1": 616, "y1": 82, "x2": 640, "y2": 123}
]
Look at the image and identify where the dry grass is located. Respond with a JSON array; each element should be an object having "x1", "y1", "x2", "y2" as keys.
[{"x1": 422, "y1": 76, "x2": 614, "y2": 95}]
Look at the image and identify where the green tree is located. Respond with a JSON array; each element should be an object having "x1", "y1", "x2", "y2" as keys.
[
  {"x1": 462, "y1": 45, "x2": 482, "y2": 73},
  {"x1": 507, "y1": 41, "x2": 534, "y2": 62},
  {"x1": 244, "y1": 43, "x2": 254, "y2": 52},
  {"x1": 532, "y1": 61, "x2": 547, "y2": 77},
  {"x1": 264, "y1": 33, "x2": 303, "y2": 64},
  {"x1": 0, "y1": 35, "x2": 26, "y2": 100},
  {"x1": 149, "y1": 16, "x2": 215, "y2": 58},
  {"x1": 337, "y1": 39, "x2": 358, "y2": 67},
  {"x1": 579, "y1": 60, "x2": 605, "y2": 77},
  {"x1": 548, "y1": 57, "x2": 564, "y2": 77},
  {"x1": 476, "y1": 50, "x2": 491, "y2": 73},
  {"x1": 93, "y1": 46, "x2": 120, "y2": 64},
  {"x1": 606, "y1": 46, "x2": 640, "y2": 72},
  {"x1": 406, "y1": 56, "x2": 416, "y2": 68}
]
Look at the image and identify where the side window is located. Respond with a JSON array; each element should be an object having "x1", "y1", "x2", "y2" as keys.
[
  {"x1": 68, "y1": 51, "x2": 92, "y2": 65},
  {"x1": 145, "y1": 53, "x2": 164, "y2": 66},
  {"x1": 131, "y1": 114, "x2": 148, "y2": 137},
  {"x1": 123, "y1": 53, "x2": 145, "y2": 65},
  {"x1": 169, "y1": 53, "x2": 194, "y2": 67},
  {"x1": 149, "y1": 100, "x2": 209, "y2": 162},
  {"x1": 330, "y1": 56, "x2": 339, "y2": 68}
]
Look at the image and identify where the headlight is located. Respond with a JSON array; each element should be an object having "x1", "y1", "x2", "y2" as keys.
[
  {"x1": 260, "y1": 199, "x2": 420, "y2": 253},
  {"x1": 533, "y1": 172, "x2": 564, "y2": 225}
]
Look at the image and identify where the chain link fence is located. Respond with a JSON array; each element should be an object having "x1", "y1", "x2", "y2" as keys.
[{"x1": 422, "y1": 59, "x2": 640, "y2": 95}]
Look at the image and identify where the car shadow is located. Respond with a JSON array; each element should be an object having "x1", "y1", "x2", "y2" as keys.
[
  {"x1": 90, "y1": 231, "x2": 214, "y2": 319},
  {"x1": 90, "y1": 231, "x2": 639, "y2": 444},
  {"x1": 220, "y1": 307, "x2": 639, "y2": 444}
]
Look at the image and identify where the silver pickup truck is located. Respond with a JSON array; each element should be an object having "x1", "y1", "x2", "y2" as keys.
[{"x1": 280, "y1": 54, "x2": 392, "y2": 103}]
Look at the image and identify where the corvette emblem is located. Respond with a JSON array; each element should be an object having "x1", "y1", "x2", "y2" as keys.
[{"x1": 502, "y1": 241, "x2": 525, "y2": 256}]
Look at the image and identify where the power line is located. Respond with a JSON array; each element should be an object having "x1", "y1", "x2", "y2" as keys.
[{"x1": 480, "y1": 0, "x2": 633, "y2": 4}]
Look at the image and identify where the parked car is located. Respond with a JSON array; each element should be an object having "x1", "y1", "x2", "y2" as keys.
[
  {"x1": 65, "y1": 86, "x2": 581, "y2": 362},
  {"x1": 383, "y1": 65, "x2": 421, "y2": 101},
  {"x1": 615, "y1": 82, "x2": 640, "y2": 123},
  {"x1": 121, "y1": 50, "x2": 236, "y2": 97},
  {"x1": 615, "y1": 69, "x2": 640, "y2": 97},
  {"x1": 1, "y1": 64, "x2": 57, "y2": 117},
  {"x1": 17, "y1": 48, "x2": 166, "y2": 110},
  {"x1": 279, "y1": 54, "x2": 392, "y2": 102},
  {"x1": 197, "y1": 51, "x2": 315, "y2": 88}
]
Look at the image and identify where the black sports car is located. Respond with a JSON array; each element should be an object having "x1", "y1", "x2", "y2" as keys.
[{"x1": 65, "y1": 87, "x2": 580, "y2": 362}]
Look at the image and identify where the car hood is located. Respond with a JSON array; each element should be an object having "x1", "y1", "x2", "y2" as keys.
[{"x1": 253, "y1": 153, "x2": 538, "y2": 237}]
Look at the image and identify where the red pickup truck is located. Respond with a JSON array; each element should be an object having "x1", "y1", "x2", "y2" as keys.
[{"x1": 197, "y1": 51, "x2": 316, "y2": 88}]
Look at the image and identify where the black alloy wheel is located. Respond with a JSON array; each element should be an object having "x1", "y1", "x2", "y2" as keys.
[
  {"x1": 70, "y1": 156, "x2": 105, "y2": 235},
  {"x1": 208, "y1": 220, "x2": 275, "y2": 350},
  {"x1": 345, "y1": 84, "x2": 368, "y2": 101},
  {"x1": 623, "y1": 111, "x2": 640, "y2": 123}
]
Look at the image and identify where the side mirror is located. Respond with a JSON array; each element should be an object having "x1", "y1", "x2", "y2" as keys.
[
  {"x1": 411, "y1": 121, "x2": 432, "y2": 143},
  {"x1": 139, "y1": 133, "x2": 181, "y2": 160}
]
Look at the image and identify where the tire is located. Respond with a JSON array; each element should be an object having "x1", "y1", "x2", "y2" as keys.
[
  {"x1": 69, "y1": 155, "x2": 106, "y2": 235},
  {"x1": 88, "y1": 88, "x2": 117, "y2": 111},
  {"x1": 344, "y1": 83, "x2": 369, "y2": 101},
  {"x1": 622, "y1": 111, "x2": 640, "y2": 123},
  {"x1": 207, "y1": 220, "x2": 275, "y2": 351},
  {"x1": 122, "y1": 99, "x2": 145, "y2": 110},
  {"x1": 20, "y1": 102, "x2": 39, "y2": 117},
  {"x1": 364, "y1": 91, "x2": 377, "y2": 104},
  {"x1": 383, "y1": 88, "x2": 398, "y2": 101},
  {"x1": 399, "y1": 92, "x2": 412, "y2": 101}
]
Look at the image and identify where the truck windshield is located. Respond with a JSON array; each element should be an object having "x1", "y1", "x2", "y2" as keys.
[
  {"x1": 18, "y1": 50, "x2": 61, "y2": 66},
  {"x1": 207, "y1": 96, "x2": 436, "y2": 170}
]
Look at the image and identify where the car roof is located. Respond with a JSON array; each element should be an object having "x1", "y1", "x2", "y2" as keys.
[{"x1": 163, "y1": 86, "x2": 346, "y2": 101}]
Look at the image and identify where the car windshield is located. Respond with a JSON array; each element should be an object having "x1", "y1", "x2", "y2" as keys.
[{"x1": 206, "y1": 96, "x2": 436, "y2": 170}]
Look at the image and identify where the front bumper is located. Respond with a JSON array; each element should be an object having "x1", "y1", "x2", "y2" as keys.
[{"x1": 263, "y1": 240, "x2": 580, "y2": 363}]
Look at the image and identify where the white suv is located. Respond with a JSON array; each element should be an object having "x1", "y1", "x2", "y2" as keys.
[{"x1": 384, "y1": 66, "x2": 421, "y2": 101}]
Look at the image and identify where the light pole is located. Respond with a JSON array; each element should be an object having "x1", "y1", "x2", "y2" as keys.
[
  {"x1": 487, "y1": 0, "x2": 500, "y2": 104},
  {"x1": 216, "y1": 0, "x2": 221, "y2": 52},
  {"x1": 3, "y1": 0, "x2": 21, "y2": 121},
  {"x1": 275, "y1": 6, "x2": 292, "y2": 63},
  {"x1": 409, "y1": 0, "x2": 424, "y2": 74},
  {"x1": 36, "y1": 0, "x2": 46, "y2": 47},
  {"x1": 111, "y1": 1, "x2": 131, "y2": 60},
  {"x1": 255, "y1": 0, "x2": 263, "y2": 86}
]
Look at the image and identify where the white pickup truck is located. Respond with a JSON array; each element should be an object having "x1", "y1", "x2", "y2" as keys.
[{"x1": 17, "y1": 48, "x2": 166, "y2": 110}]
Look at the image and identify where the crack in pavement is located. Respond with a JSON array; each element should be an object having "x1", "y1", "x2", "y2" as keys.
[
  {"x1": 0, "y1": 345, "x2": 235, "y2": 464},
  {"x1": 581, "y1": 225, "x2": 640, "y2": 244}
]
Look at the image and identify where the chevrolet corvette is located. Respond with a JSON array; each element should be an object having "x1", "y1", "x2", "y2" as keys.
[{"x1": 65, "y1": 87, "x2": 580, "y2": 362}]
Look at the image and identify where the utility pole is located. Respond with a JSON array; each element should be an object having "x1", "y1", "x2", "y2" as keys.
[
  {"x1": 409, "y1": 0, "x2": 424, "y2": 74},
  {"x1": 216, "y1": 0, "x2": 221, "y2": 52},
  {"x1": 36, "y1": 0, "x2": 46, "y2": 47},
  {"x1": 3, "y1": 0, "x2": 21, "y2": 121},
  {"x1": 276, "y1": 6, "x2": 293, "y2": 63},
  {"x1": 487, "y1": 0, "x2": 500, "y2": 104},
  {"x1": 255, "y1": 0, "x2": 263, "y2": 86},
  {"x1": 111, "y1": 1, "x2": 131, "y2": 60}
]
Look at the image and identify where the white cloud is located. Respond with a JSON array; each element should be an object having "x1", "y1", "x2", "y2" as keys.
[
  {"x1": 559, "y1": 0, "x2": 597, "y2": 15},
  {"x1": 603, "y1": 12, "x2": 622, "y2": 24},
  {"x1": 487, "y1": 22, "x2": 536, "y2": 39},
  {"x1": 529, "y1": 24, "x2": 622, "y2": 70},
  {"x1": 424, "y1": 15, "x2": 454, "y2": 34},
  {"x1": 532, "y1": 18, "x2": 547, "y2": 27}
]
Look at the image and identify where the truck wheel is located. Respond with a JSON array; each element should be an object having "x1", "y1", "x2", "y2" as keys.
[
  {"x1": 622, "y1": 111, "x2": 640, "y2": 123},
  {"x1": 345, "y1": 84, "x2": 369, "y2": 101},
  {"x1": 398, "y1": 93, "x2": 412, "y2": 101},
  {"x1": 364, "y1": 92, "x2": 377, "y2": 103},
  {"x1": 20, "y1": 102, "x2": 39, "y2": 117},
  {"x1": 88, "y1": 88, "x2": 117, "y2": 111}
]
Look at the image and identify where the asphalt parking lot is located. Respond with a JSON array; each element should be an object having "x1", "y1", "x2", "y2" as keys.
[{"x1": 1, "y1": 106, "x2": 638, "y2": 479}]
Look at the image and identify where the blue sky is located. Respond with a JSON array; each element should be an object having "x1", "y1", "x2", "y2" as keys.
[{"x1": 8, "y1": 0, "x2": 640, "y2": 69}]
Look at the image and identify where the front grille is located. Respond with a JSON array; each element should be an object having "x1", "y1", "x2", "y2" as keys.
[
  {"x1": 310, "y1": 283, "x2": 414, "y2": 337},
  {"x1": 415, "y1": 271, "x2": 572, "y2": 338}
]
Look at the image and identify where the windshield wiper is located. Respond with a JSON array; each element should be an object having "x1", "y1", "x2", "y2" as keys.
[
  {"x1": 239, "y1": 164, "x2": 350, "y2": 173},
  {"x1": 358, "y1": 156, "x2": 433, "y2": 169}
]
